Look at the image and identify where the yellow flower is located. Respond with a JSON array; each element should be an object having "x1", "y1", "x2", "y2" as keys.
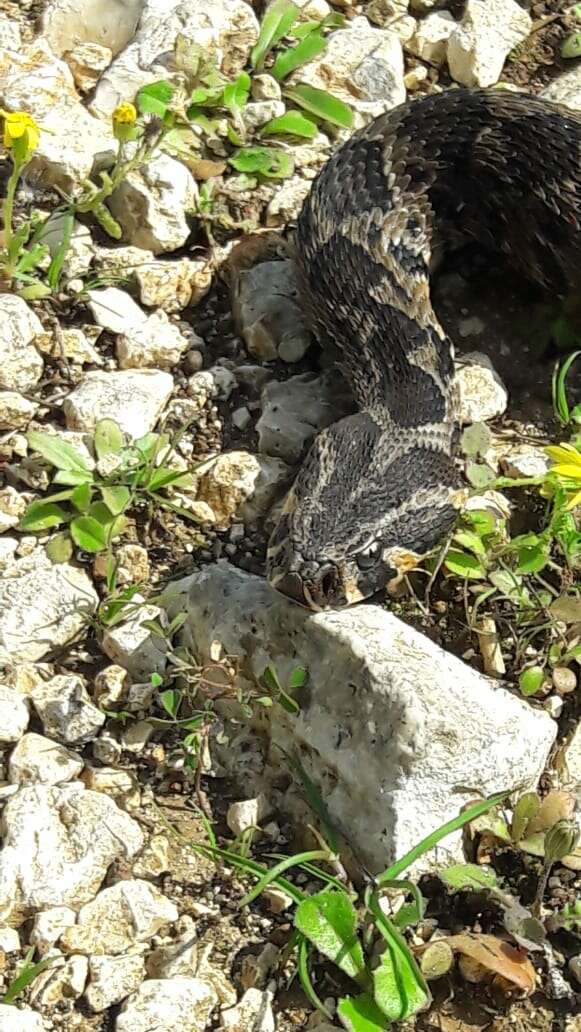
[
  {"x1": 0, "y1": 109, "x2": 40, "y2": 157},
  {"x1": 546, "y1": 442, "x2": 581, "y2": 510},
  {"x1": 112, "y1": 102, "x2": 138, "y2": 142}
]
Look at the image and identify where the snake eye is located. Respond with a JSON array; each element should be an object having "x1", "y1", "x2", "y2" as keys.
[{"x1": 355, "y1": 541, "x2": 382, "y2": 571}]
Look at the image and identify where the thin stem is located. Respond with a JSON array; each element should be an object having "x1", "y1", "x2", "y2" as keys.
[
  {"x1": 533, "y1": 859, "x2": 552, "y2": 917},
  {"x1": 2, "y1": 158, "x2": 24, "y2": 256}
]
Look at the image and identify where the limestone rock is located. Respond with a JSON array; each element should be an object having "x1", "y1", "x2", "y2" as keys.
[
  {"x1": 0, "y1": 783, "x2": 144, "y2": 924},
  {"x1": 30, "y1": 906, "x2": 76, "y2": 953},
  {"x1": 447, "y1": 0, "x2": 532, "y2": 89},
  {"x1": 42, "y1": 212, "x2": 94, "y2": 279},
  {"x1": 108, "y1": 155, "x2": 197, "y2": 254},
  {"x1": 407, "y1": 10, "x2": 455, "y2": 65},
  {"x1": 0, "y1": 553, "x2": 98, "y2": 663},
  {"x1": 194, "y1": 452, "x2": 291, "y2": 528},
  {"x1": 455, "y1": 352, "x2": 508, "y2": 424},
  {"x1": 61, "y1": 879, "x2": 178, "y2": 955},
  {"x1": 117, "y1": 312, "x2": 190, "y2": 370},
  {"x1": 87, "y1": 287, "x2": 146, "y2": 334},
  {"x1": 29, "y1": 953, "x2": 88, "y2": 1008},
  {"x1": 0, "y1": 687, "x2": 29, "y2": 744},
  {"x1": 85, "y1": 953, "x2": 146, "y2": 1012},
  {"x1": 0, "y1": 295, "x2": 44, "y2": 393},
  {"x1": 31, "y1": 674, "x2": 105, "y2": 744},
  {"x1": 0, "y1": 13, "x2": 21, "y2": 50},
  {"x1": 0, "y1": 391, "x2": 39, "y2": 430},
  {"x1": 64, "y1": 370, "x2": 174, "y2": 438},
  {"x1": 116, "y1": 977, "x2": 218, "y2": 1032},
  {"x1": 9, "y1": 733, "x2": 83, "y2": 784},
  {"x1": 233, "y1": 260, "x2": 312, "y2": 363},
  {"x1": 257, "y1": 371, "x2": 353, "y2": 464},
  {"x1": 101, "y1": 601, "x2": 167, "y2": 680},
  {"x1": 292, "y1": 15, "x2": 405, "y2": 121},
  {"x1": 135, "y1": 258, "x2": 212, "y2": 312},
  {"x1": 0, "y1": 486, "x2": 30, "y2": 532},
  {"x1": 92, "y1": 0, "x2": 259, "y2": 116},
  {"x1": 42, "y1": 0, "x2": 142, "y2": 57},
  {"x1": 0, "y1": 1005, "x2": 47, "y2": 1031},
  {"x1": 183, "y1": 564, "x2": 557, "y2": 874},
  {"x1": 542, "y1": 67, "x2": 581, "y2": 113},
  {"x1": 0, "y1": 40, "x2": 115, "y2": 189},
  {"x1": 220, "y1": 986, "x2": 276, "y2": 1032},
  {"x1": 65, "y1": 41, "x2": 113, "y2": 93}
]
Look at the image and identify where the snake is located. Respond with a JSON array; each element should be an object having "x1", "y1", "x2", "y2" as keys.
[{"x1": 265, "y1": 87, "x2": 581, "y2": 611}]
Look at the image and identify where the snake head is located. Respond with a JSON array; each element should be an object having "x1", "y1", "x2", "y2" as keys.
[{"x1": 266, "y1": 412, "x2": 461, "y2": 610}]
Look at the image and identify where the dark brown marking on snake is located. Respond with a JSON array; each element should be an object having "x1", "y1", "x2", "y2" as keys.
[{"x1": 267, "y1": 88, "x2": 581, "y2": 610}]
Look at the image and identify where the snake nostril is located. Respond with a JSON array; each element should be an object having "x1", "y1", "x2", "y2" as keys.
[{"x1": 320, "y1": 568, "x2": 338, "y2": 599}]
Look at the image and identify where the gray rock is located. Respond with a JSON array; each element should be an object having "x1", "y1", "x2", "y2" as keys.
[
  {"x1": 101, "y1": 601, "x2": 167, "y2": 680},
  {"x1": 31, "y1": 675, "x2": 105, "y2": 744},
  {"x1": 0, "y1": 553, "x2": 98, "y2": 663},
  {"x1": 0, "y1": 783, "x2": 144, "y2": 924},
  {"x1": 257, "y1": 371, "x2": 353, "y2": 464},
  {"x1": 116, "y1": 977, "x2": 217, "y2": 1032},
  {"x1": 183, "y1": 564, "x2": 557, "y2": 874},
  {"x1": 0, "y1": 295, "x2": 44, "y2": 393},
  {"x1": 9, "y1": 733, "x2": 83, "y2": 784},
  {"x1": 233, "y1": 260, "x2": 312, "y2": 364}
]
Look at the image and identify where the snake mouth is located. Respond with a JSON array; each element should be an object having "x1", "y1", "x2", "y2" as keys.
[{"x1": 270, "y1": 562, "x2": 347, "y2": 611}]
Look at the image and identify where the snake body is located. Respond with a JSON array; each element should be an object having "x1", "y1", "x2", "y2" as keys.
[{"x1": 266, "y1": 88, "x2": 581, "y2": 610}]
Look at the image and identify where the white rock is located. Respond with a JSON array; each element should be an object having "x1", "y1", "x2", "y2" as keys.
[
  {"x1": 0, "y1": 295, "x2": 44, "y2": 393},
  {"x1": 31, "y1": 674, "x2": 105, "y2": 744},
  {"x1": 242, "y1": 100, "x2": 286, "y2": 132},
  {"x1": 0, "y1": 13, "x2": 21, "y2": 50},
  {"x1": 0, "y1": 391, "x2": 39, "y2": 430},
  {"x1": 447, "y1": 0, "x2": 532, "y2": 89},
  {"x1": 94, "y1": 542, "x2": 150, "y2": 586},
  {"x1": 366, "y1": 0, "x2": 410, "y2": 28},
  {"x1": 194, "y1": 452, "x2": 291, "y2": 529},
  {"x1": 0, "y1": 537, "x2": 18, "y2": 570},
  {"x1": 499, "y1": 446, "x2": 551, "y2": 479},
  {"x1": 257, "y1": 371, "x2": 353, "y2": 464},
  {"x1": 146, "y1": 931, "x2": 197, "y2": 979},
  {"x1": 117, "y1": 977, "x2": 218, "y2": 1032},
  {"x1": 81, "y1": 765, "x2": 140, "y2": 809},
  {"x1": 293, "y1": 15, "x2": 405, "y2": 121},
  {"x1": 65, "y1": 41, "x2": 113, "y2": 92},
  {"x1": 265, "y1": 176, "x2": 314, "y2": 227},
  {"x1": 108, "y1": 154, "x2": 198, "y2": 254},
  {"x1": 0, "y1": 1005, "x2": 47, "y2": 1032},
  {"x1": 233, "y1": 260, "x2": 311, "y2": 363},
  {"x1": 61, "y1": 879, "x2": 177, "y2": 955},
  {"x1": 37, "y1": 326, "x2": 103, "y2": 367},
  {"x1": 227, "y1": 794, "x2": 272, "y2": 837},
  {"x1": 0, "y1": 40, "x2": 115, "y2": 189},
  {"x1": 221, "y1": 986, "x2": 276, "y2": 1031},
  {"x1": 117, "y1": 312, "x2": 190, "y2": 370},
  {"x1": 0, "y1": 926, "x2": 20, "y2": 951},
  {"x1": 0, "y1": 553, "x2": 98, "y2": 663},
  {"x1": 102, "y1": 602, "x2": 167, "y2": 680},
  {"x1": 563, "y1": 725, "x2": 581, "y2": 806},
  {"x1": 30, "y1": 906, "x2": 76, "y2": 953},
  {"x1": 30, "y1": 953, "x2": 88, "y2": 1007},
  {"x1": 132, "y1": 833, "x2": 170, "y2": 878},
  {"x1": 183, "y1": 564, "x2": 557, "y2": 874},
  {"x1": 0, "y1": 687, "x2": 29, "y2": 744},
  {"x1": 42, "y1": 0, "x2": 142, "y2": 56},
  {"x1": 64, "y1": 369, "x2": 173, "y2": 438},
  {"x1": 92, "y1": 0, "x2": 259, "y2": 117},
  {"x1": 542, "y1": 67, "x2": 581, "y2": 113},
  {"x1": 0, "y1": 486, "x2": 30, "y2": 532},
  {"x1": 251, "y1": 75, "x2": 281, "y2": 101},
  {"x1": 407, "y1": 10, "x2": 455, "y2": 65},
  {"x1": 135, "y1": 259, "x2": 212, "y2": 312},
  {"x1": 86, "y1": 953, "x2": 146, "y2": 1012},
  {"x1": 9, "y1": 733, "x2": 83, "y2": 784},
  {"x1": 87, "y1": 287, "x2": 146, "y2": 334},
  {"x1": 0, "y1": 783, "x2": 144, "y2": 923},
  {"x1": 455, "y1": 352, "x2": 508, "y2": 424}
]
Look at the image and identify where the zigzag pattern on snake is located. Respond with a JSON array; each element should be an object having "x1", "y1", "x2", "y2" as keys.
[{"x1": 265, "y1": 87, "x2": 581, "y2": 610}]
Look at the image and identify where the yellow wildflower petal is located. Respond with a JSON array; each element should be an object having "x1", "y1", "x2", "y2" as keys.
[
  {"x1": 565, "y1": 488, "x2": 581, "y2": 511},
  {"x1": 112, "y1": 102, "x2": 137, "y2": 126},
  {"x1": 550, "y1": 463, "x2": 581, "y2": 480},
  {"x1": 1, "y1": 110, "x2": 41, "y2": 155},
  {"x1": 546, "y1": 443, "x2": 581, "y2": 466}
]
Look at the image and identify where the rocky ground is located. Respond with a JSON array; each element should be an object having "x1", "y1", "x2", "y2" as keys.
[{"x1": 0, "y1": 1, "x2": 580, "y2": 1031}]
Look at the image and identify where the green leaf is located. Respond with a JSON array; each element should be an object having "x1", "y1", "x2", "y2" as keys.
[
  {"x1": 272, "y1": 29, "x2": 327, "y2": 80},
  {"x1": 71, "y1": 483, "x2": 92, "y2": 512},
  {"x1": 466, "y1": 462, "x2": 496, "y2": 488},
  {"x1": 444, "y1": 549, "x2": 486, "y2": 579},
  {"x1": 453, "y1": 529, "x2": 486, "y2": 557},
  {"x1": 45, "y1": 532, "x2": 74, "y2": 563},
  {"x1": 515, "y1": 540, "x2": 549, "y2": 575},
  {"x1": 283, "y1": 83, "x2": 353, "y2": 128},
  {"x1": 251, "y1": 0, "x2": 300, "y2": 70},
  {"x1": 160, "y1": 688, "x2": 181, "y2": 719},
  {"x1": 100, "y1": 485, "x2": 131, "y2": 515},
  {"x1": 151, "y1": 672, "x2": 164, "y2": 688},
  {"x1": 70, "y1": 515, "x2": 109, "y2": 552},
  {"x1": 229, "y1": 146, "x2": 294, "y2": 179},
  {"x1": 94, "y1": 418, "x2": 124, "y2": 458},
  {"x1": 337, "y1": 992, "x2": 391, "y2": 1032},
  {"x1": 460, "y1": 421, "x2": 492, "y2": 459},
  {"x1": 562, "y1": 31, "x2": 581, "y2": 59},
  {"x1": 368, "y1": 894, "x2": 431, "y2": 1021},
  {"x1": 294, "y1": 890, "x2": 366, "y2": 984},
  {"x1": 137, "y1": 80, "x2": 175, "y2": 117},
  {"x1": 261, "y1": 110, "x2": 317, "y2": 138},
  {"x1": 146, "y1": 467, "x2": 194, "y2": 493},
  {"x1": 289, "y1": 666, "x2": 308, "y2": 689},
  {"x1": 3, "y1": 948, "x2": 57, "y2": 1005},
  {"x1": 20, "y1": 500, "x2": 68, "y2": 531},
  {"x1": 223, "y1": 71, "x2": 251, "y2": 114},
  {"x1": 52, "y1": 469, "x2": 94, "y2": 486},
  {"x1": 27, "y1": 430, "x2": 92, "y2": 474},
  {"x1": 439, "y1": 863, "x2": 500, "y2": 891},
  {"x1": 519, "y1": 666, "x2": 545, "y2": 697},
  {"x1": 46, "y1": 209, "x2": 74, "y2": 290}
]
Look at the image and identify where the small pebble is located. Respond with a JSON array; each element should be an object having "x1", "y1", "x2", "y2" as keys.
[
  {"x1": 552, "y1": 666, "x2": 577, "y2": 695},
  {"x1": 232, "y1": 406, "x2": 252, "y2": 431},
  {"x1": 184, "y1": 349, "x2": 204, "y2": 373},
  {"x1": 543, "y1": 695, "x2": 563, "y2": 719}
]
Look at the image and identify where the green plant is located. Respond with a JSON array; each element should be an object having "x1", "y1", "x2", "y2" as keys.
[
  {"x1": 19, "y1": 420, "x2": 198, "y2": 558},
  {"x1": 162, "y1": 790, "x2": 513, "y2": 1029},
  {"x1": 1, "y1": 947, "x2": 56, "y2": 1004},
  {"x1": 553, "y1": 351, "x2": 581, "y2": 432}
]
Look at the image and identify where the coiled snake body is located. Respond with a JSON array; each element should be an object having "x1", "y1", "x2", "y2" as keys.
[{"x1": 266, "y1": 88, "x2": 581, "y2": 610}]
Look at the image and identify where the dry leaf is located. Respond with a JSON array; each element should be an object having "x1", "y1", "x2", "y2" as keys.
[{"x1": 446, "y1": 933, "x2": 536, "y2": 993}]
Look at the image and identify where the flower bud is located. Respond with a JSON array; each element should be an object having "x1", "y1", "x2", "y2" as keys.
[
  {"x1": 112, "y1": 102, "x2": 138, "y2": 142},
  {"x1": 0, "y1": 109, "x2": 40, "y2": 161},
  {"x1": 544, "y1": 819, "x2": 580, "y2": 863}
]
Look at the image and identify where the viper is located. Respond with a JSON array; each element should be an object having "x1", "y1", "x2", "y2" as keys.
[{"x1": 266, "y1": 87, "x2": 581, "y2": 610}]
